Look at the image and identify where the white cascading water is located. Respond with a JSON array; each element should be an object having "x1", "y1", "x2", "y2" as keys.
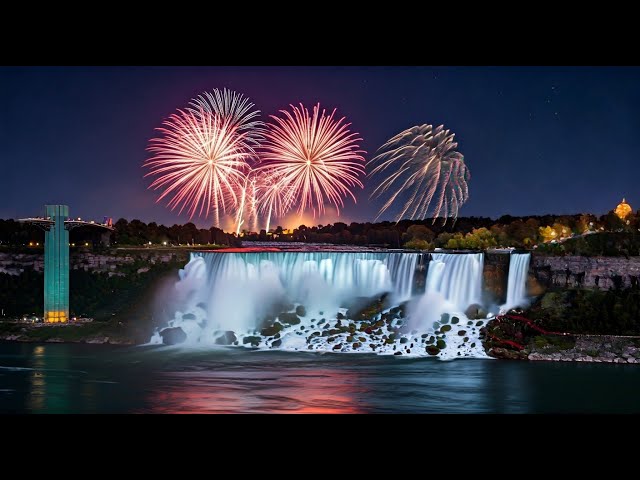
[
  {"x1": 425, "y1": 253, "x2": 484, "y2": 310},
  {"x1": 407, "y1": 253, "x2": 488, "y2": 359},
  {"x1": 149, "y1": 250, "x2": 529, "y2": 360},
  {"x1": 503, "y1": 252, "x2": 531, "y2": 310},
  {"x1": 155, "y1": 252, "x2": 419, "y2": 344}
]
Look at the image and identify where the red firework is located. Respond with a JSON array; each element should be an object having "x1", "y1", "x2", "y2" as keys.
[{"x1": 258, "y1": 103, "x2": 366, "y2": 217}]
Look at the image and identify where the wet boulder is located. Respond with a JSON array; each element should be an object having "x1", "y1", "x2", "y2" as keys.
[
  {"x1": 261, "y1": 322, "x2": 284, "y2": 337},
  {"x1": 214, "y1": 331, "x2": 237, "y2": 345},
  {"x1": 345, "y1": 294, "x2": 388, "y2": 321},
  {"x1": 426, "y1": 346, "x2": 440, "y2": 356},
  {"x1": 278, "y1": 312, "x2": 301, "y2": 325},
  {"x1": 243, "y1": 336, "x2": 261, "y2": 347},
  {"x1": 465, "y1": 304, "x2": 487, "y2": 320},
  {"x1": 295, "y1": 305, "x2": 307, "y2": 317},
  {"x1": 160, "y1": 327, "x2": 187, "y2": 345}
]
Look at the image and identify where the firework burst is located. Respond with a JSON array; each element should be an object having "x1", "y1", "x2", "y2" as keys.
[
  {"x1": 189, "y1": 88, "x2": 265, "y2": 153},
  {"x1": 367, "y1": 124, "x2": 470, "y2": 223},
  {"x1": 258, "y1": 103, "x2": 365, "y2": 217},
  {"x1": 144, "y1": 90, "x2": 263, "y2": 225}
]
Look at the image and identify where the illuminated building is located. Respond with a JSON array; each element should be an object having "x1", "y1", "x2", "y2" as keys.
[
  {"x1": 44, "y1": 205, "x2": 69, "y2": 322},
  {"x1": 614, "y1": 198, "x2": 632, "y2": 220},
  {"x1": 18, "y1": 205, "x2": 113, "y2": 323}
]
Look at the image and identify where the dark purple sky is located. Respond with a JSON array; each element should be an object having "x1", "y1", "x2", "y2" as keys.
[{"x1": 1, "y1": 66, "x2": 638, "y2": 228}]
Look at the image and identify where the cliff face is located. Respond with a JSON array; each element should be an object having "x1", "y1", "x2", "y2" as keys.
[
  {"x1": 530, "y1": 254, "x2": 640, "y2": 290},
  {"x1": 0, "y1": 250, "x2": 188, "y2": 276},
  {"x1": 483, "y1": 252, "x2": 509, "y2": 304}
]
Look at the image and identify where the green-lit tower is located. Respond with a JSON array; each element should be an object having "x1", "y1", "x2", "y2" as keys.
[
  {"x1": 44, "y1": 205, "x2": 70, "y2": 322},
  {"x1": 18, "y1": 205, "x2": 113, "y2": 323}
]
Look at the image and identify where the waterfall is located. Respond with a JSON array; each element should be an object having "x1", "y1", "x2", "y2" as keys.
[
  {"x1": 171, "y1": 251, "x2": 419, "y2": 336},
  {"x1": 504, "y1": 253, "x2": 531, "y2": 310},
  {"x1": 425, "y1": 253, "x2": 484, "y2": 310},
  {"x1": 151, "y1": 250, "x2": 490, "y2": 360}
]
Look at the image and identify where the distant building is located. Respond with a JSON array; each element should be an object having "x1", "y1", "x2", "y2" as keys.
[{"x1": 615, "y1": 198, "x2": 632, "y2": 220}]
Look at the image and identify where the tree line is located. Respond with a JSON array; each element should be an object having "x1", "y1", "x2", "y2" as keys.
[{"x1": 1, "y1": 208, "x2": 638, "y2": 251}]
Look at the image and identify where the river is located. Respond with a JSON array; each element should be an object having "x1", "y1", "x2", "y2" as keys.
[{"x1": 1, "y1": 342, "x2": 639, "y2": 413}]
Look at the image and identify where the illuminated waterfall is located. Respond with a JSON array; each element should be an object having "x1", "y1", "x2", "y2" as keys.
[
  {"x1": 425, "y1": 253, "x2": 484, "y2": 310},
  {"x1": 504, "y1": 253, "x2": 531, "y2": 310}
]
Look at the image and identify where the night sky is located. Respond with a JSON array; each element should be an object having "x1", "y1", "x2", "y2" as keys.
[{"x1": 1, "y1": 66, "x2": 639, "y2": 229}]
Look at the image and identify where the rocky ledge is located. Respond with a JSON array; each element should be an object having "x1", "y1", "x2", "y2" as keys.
[
  {"x1": 528, "y1": 335, "x2": 640, "y2": 364},
  {"x1": 483, "y1": 315, "x2": 640, "y2": 364}
]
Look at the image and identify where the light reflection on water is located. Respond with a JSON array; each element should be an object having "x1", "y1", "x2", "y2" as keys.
[
  {"x1": 149, "y1": 367, "x2": 363, "y2": 414},
  {"x1": 1, "y1": 343, "x2": 640, "y2": 413}
]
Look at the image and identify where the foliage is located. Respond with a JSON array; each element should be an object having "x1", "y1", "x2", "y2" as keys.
[
  {"x1": 2, "y1": 209, "x2": 640, "y2": 252},
  {"x1": 444, "y1": 228, "x2": 497, "y2": 250},
  {"x1": 532, "y1": 335, "x2": 576, "y2": 351},
  {"x1": 527, "y1": 287, "x2": 640, "y2": 335},
  {"x1": 403, "y1": 225, "x2": 435, "y2": 243},
  {"x1": 536, "y1": 232, "x2": 640, "y2": 257},
  {"x1": 404, "y1": 239, "x2": 433, "y2": 250},
  {"x1": 539, "y1": 223, "x2": 571, "y2": 243},
  {"x1": 112, "y1": 219, "x2": 240, "y2": 247}
]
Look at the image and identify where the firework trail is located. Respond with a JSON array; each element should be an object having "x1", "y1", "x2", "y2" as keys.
[
  {"x1": 367, "y1": 124, "x2": 470, "y2": 223},
  {"x1": 233, "y1": 170, "x2": 295, "y2": 234},
  {"x1": 144, "y1": 90, "x2": 263, "y2": 226},
  {"x1": 233, "y1": 173, "x2": 261, "y2": 235},
  {"x1": 256, "y1": 169, "x2": 296, "y2": 233},
  {"x1": 258, "y1": 103, "x2": 365, "y2": 217}
]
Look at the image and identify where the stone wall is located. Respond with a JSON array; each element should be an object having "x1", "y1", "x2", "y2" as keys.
[
  {"x1": 0, "y1": 250, "x2": 188, "y2": 277},
  {"x1": 530, "y1": 254, "x2": 640, "y2": 290},
  {"x1": 0, "y1": 253, "x2": 43, "y2": 275}
]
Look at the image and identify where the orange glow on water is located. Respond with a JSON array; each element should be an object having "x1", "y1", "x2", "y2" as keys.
[{"x1": 145, "y1": 367, "x2": 363, "y2": 414}]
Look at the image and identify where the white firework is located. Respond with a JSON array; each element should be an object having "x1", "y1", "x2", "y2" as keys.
[
  {"x1": 189, "y1": 88, "x2": 265, "y2": 154},
  {"x1": 367, "y1": 124, "x2": 470, "y2": 223}
]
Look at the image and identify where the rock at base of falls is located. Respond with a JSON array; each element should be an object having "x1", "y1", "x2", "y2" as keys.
[
  {"x1": 214, "y1": 331, "x2": 237, "y2": 345},
  {"x1": 160, "y1": 327, "x2": 187, "y2": 345}
]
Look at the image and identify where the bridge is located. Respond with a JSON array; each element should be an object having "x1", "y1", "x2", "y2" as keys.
[{"x1": 18, "y1": 205, "x2": 114, "y2": 323}]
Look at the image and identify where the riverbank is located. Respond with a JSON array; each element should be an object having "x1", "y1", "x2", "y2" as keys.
[
  {"x1": 0, "y1": 320, "x2": 135, "y2": 345},
  {"x1": 486, "y1": 332, "x2": 640, "y2": 364}
]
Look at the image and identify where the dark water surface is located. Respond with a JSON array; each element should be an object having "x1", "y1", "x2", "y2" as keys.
[{"x1": 1, "y1": 342, "x2": 639, "y2": 413}]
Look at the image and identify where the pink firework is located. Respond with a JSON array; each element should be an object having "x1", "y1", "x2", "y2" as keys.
[
  {"x1": 258, "y1": 103, "x2": 366, "y2": 217},
  {"x1": 144, "y1": 106, "x2": 253, "y2": 224},
  {"x1": 256, "y1": 169, "x2": 296, "y2": 232}
]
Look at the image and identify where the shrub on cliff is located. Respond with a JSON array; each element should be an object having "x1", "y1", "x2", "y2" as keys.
[
  {"x1": 404, "y1": 239, "x2": 433, "y2": 250},
  {"x1": 527, "y1": 288, "x2": 640, "y2": 335},
  {"x1": 536, "y1": 232, "x2": 640, "y2": 257}
]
